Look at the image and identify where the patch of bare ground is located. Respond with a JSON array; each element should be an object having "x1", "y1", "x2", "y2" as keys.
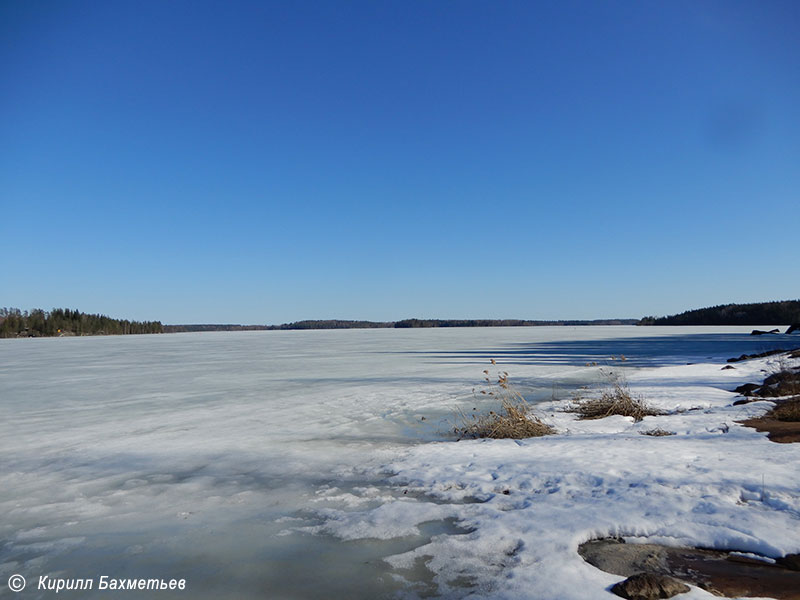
[
  {"x1": 580, "y1": 538, "x2": 800, "y2": 599},
  {"x1": 737, "y1": 356, "x2": 800, "y2": 443},
  {"x1": 741, "y1": 407, "x2": 800, "y2": 443}
]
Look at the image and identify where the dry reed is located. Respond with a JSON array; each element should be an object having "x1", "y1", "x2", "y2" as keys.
[
  {"x1": 569, "y1": 363, "x2": 663, "y2": 422},
  {"x1": 455, "y1": 361, "x2": 555, "y2": 440}
]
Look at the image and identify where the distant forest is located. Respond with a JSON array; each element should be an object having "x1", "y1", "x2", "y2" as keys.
[
  {"x1": 7, "y1": 301, "x2": 799, "y2": 339},
  {"x1": 392, "y1": 318, "x2": 638, "y2": 328},
  {"x1": 640, "y1": 300, "x2": 800, "y2": 326},
  {"x1": 165, "y1": 318, "x2": 638, "y2": 333},
  {"x1": 163, "y1": 320, "x2": 390, "y2": 332},
  {"x1": 0, "y1": 308, "x2": 164, "y2": 338}
]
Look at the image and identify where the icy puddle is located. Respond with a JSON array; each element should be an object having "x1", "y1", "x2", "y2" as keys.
[{"x1": 1, "y1": 327, "x2": 796, "y2": 598}]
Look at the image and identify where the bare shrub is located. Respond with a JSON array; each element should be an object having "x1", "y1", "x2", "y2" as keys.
[{"x1": 455, "y1": 361, "x2": 555, "y2": 440}]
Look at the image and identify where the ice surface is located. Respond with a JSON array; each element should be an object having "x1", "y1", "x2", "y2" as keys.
[{"x1": 1, "y1": 326, "x2": 797, "y2": 598}]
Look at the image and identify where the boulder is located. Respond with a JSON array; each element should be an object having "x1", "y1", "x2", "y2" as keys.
[
  {"x1": 764, "y1": 372, "x2": 785, "y2": 386},
  {"x1": 745, "y1": 371, "x2": 800, "y2": 398},
  {"x1": 610, "y1": 573, "x2": 690, "y2": 599},
  {"x1": 727, "y1": 348, "x2": 786, "y2": 362},
  {"x1": 786, "y1": 324, "x2": 800, "y2": 335},
  {"x1": 750, "y1": 329, "x2": 780, "y2": 335},
  {"x1": 776, "y1": 553, "x2": 800, "y2": 571},
  {"x1": 733, "y1": 383, "x2": 760, "y2": 396},
  {"x1": 721, "y1": 365, "x2": 736, "y2": 370}
]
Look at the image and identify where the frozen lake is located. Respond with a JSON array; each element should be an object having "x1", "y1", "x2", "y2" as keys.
[{"x1": 0, "y1": 326, "x2": 791, "y2": 598}]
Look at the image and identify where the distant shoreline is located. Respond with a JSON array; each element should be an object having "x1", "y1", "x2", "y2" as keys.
[
  {"x1": 162, "y1": 319, "x2": 639, "y2": 333},
  {"x1": 4, "y1": 299, "x2": 798, "y2": 338}
]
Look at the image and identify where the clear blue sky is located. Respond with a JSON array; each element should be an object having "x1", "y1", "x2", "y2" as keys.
[{"x1": 2, "y1": 0, "x2": 798, "y2": 324}]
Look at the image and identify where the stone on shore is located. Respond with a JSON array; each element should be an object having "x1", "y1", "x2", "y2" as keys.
[{"x1": 610, "y1": 573, "x2": 690, "y2": 599}]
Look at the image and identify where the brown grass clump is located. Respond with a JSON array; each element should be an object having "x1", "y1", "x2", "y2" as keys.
[
  {"x1": 761, "y1": 357, "x2": 800, "y2": 421},
  {"x1": 455, "y1": 361, "x2": 555, "y2": 440},
  {"x1": 773, "y1": 399, "x2": 800, "y2": 422},
  {"x1": 569, "y1": 365, "x2": 663, "y2": 422},
  {"x1": 737, "y1": 355, "x2": 800, "y2": 442}
]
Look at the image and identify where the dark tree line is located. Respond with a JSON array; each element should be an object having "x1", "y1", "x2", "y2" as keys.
[
  {"x1": 268, "y1": 320, "x2": 393, "y2": 330},
  {"x1": 0, "y1": 307, "x2": 164, "y2": 338},
  {"x1": 163, "y1": 320, "x2": 393, "y2": 332},
  {"x1": 639, "y1": 300, "x2": 800, "y2": 326},
  {"x1": 267, "y1": 318, "x2": 637, "y2": 329},
  {"x1": 165, "y1": 318, "x2": 638, "y2": 332},
  {"x1": 393, "y1": 318, "x2": 637, "y2": 328},
  {"x1": 163, "y1": 324, "x2": 272, "y2": 333}
]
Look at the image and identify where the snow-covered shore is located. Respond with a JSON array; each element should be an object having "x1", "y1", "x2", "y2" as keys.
[{"x1": 310, "y1": 352, "x2": 800, "y2": 599}]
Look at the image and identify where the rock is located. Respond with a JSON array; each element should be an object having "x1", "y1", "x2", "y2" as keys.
[
  {"x1": 737, "y1": 371, "x2": 800, "y2": 398},
  {"x1": 583, "y1": 538, "x2": 800, "y2": 596},
  {"x1": 611, "y1": 573, "x2": 690, "y2": 599},
  {"x1": 733, "y1": 383, "x2": 760, "y2": 396},
  {"x1": 751, "y1": 329, "x2": 780, "y2": 335},
  {"x1": 786, "y1": 324, "x2": 800, "y2": 335},
  {"x1": 764, "y1": 372, "x2": 785, "y2": 386},
  {"x1": 579, "y1": 539, "x2": 669, "y2": 577},
  {"x1": 757, "y1": 386, "x2": 781, "y2": 398},
  {"x1": 727, "y1": 348, "x2": 786, "y2": 362},
  {"x1": 776, "y1": 553, "x2": 800, "y2": 571},
  {"x1": 721, "y1": 365, "x2": 735, "y2": 370}
]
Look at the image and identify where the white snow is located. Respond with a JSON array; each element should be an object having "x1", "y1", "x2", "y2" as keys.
[
  {"x1": 1, "y1": 327, "x2": 798, "y2": 598},
  {"x1": 308, "y1": 342, "x2": 800, "y2": 599}
]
